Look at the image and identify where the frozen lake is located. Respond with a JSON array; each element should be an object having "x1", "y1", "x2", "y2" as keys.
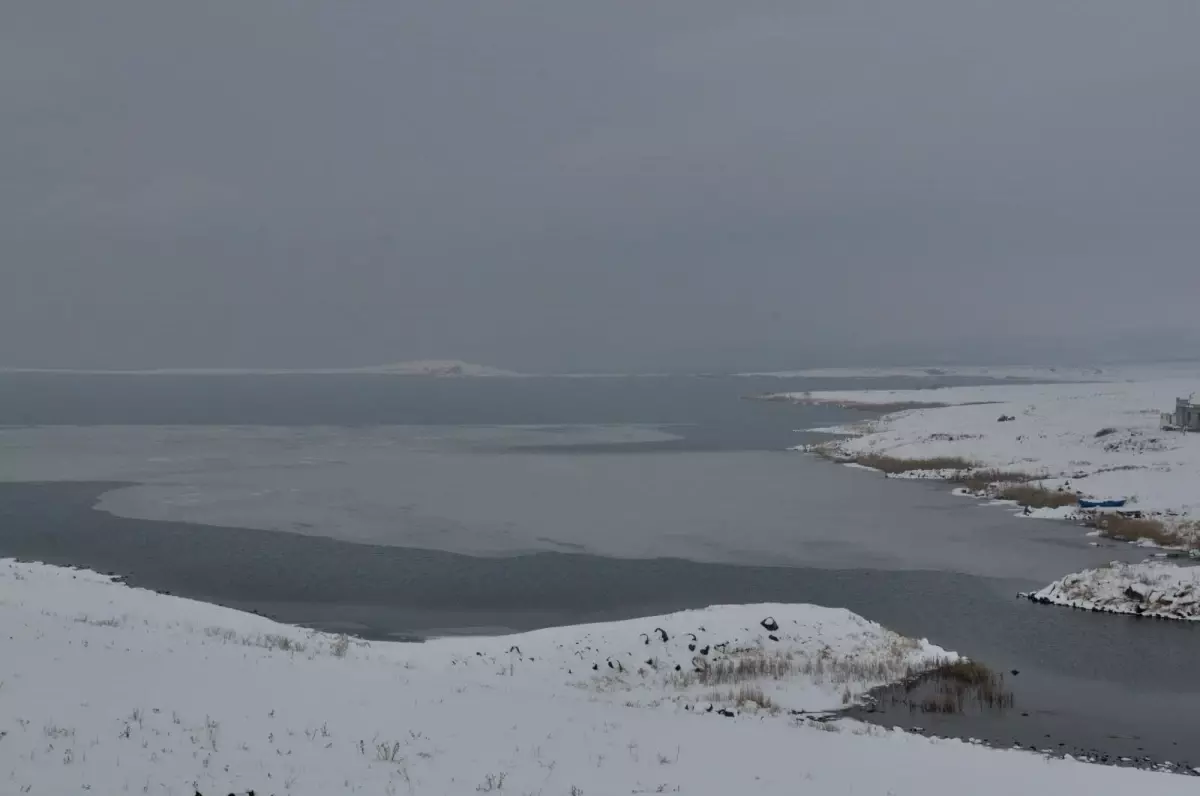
[
  {"x1": 1, "y1": 372, "x2": 1199, "y2": 766},
  {"x1": 0, "y1": 423, "x2": 1149, "y2": 579}
]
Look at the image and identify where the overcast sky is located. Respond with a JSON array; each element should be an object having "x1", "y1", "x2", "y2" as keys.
[{"x1": 4, "y1": 1, "x2": 1199, "y2": 372}]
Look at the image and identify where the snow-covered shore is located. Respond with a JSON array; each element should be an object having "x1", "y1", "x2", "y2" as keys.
[
  {"x1": 1022, "y1": 560, "x2": 1200, "y2": 621},
  {"x1": 743, "y1": 362, "x2": 1200, "y2": 382},
  {"x1": 776, "y1": 378, "x2": 1200, "y2": 542},
  {"x1": 4, "y1": 560, "x2": 1197, "y2": 794}
]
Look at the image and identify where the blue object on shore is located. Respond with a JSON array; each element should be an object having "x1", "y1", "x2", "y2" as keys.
[{"x1": 1078, "y1": 498, "x2": 1127, "y2": 508}]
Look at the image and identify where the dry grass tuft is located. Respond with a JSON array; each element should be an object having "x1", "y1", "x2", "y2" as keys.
[
  {"x1": 953, "y1": 468, "x2": 1039, "y2": 492},
  {"x1": 674, "y1": 635, "x2": 929, "y2": 695},
  {"x1": 936, "y1": 660, "x2": 994, "y2": 686},
  {"x1": 695, "y1": 653, "x2": 796, "y2": 686},
  {"x1": 995, "y1": 484, "x2": 1079, "y2": 509},
  {"x1": 710, "y1": 686, "x2": 779, "y2": 713},
  {"x1": 74, "y1": 615, "x2": 123, "y2": 628},
  {"x1": 1088, "y1": 513, "x2": 1182, "y2": 547},
  {"x1": 852, "y1": 454, "x2": 976, "y2": 475},
  {"x1": 203, "y1": 627, "x2": 309, "y2": 654},
  {"x1": 882, "y1": 659, "x2": 1014, "y2": 715},
  {"x1": 808, "y1": 446, "x2": 845, "y2": 462},
  {"x1": 771, "y1": 395, "x2": 949, "y2": 412}
]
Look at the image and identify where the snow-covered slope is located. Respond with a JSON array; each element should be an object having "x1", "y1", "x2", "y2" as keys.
[{"x1": 3, "y1": 559, "x2": 1196, "y2": 794}]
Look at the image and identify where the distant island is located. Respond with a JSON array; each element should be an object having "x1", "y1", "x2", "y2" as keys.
[
  {"x1": 345, "y1": 360, "x2": 521, "y2": 377},
  {"x1": 0, "y1": 360, "x2": 522, "y2": 377}
]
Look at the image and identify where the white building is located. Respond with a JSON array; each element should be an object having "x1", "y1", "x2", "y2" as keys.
[{"x1": 1162, "y1": 397, "x2": 1200, "y2": 431}]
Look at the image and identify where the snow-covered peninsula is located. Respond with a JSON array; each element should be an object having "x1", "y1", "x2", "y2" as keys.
[
  {"x1": 778, "y1": 377, "x2": 1200, "y2": 545},
  {"x1": 775, "y1": 374, "x2": 1200, "y2": 627}
]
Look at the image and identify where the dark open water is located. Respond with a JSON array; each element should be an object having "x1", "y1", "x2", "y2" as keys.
[{"x1": 1, "y1": 372, "x2": 1198, "y2": 769}]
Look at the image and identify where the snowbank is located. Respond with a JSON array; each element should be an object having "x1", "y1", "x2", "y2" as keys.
[
  {"x1": 782, "y1": 379, "x2": 1200, "y2": 539},
  {"x1": 3, "y1": 560, "x2": 1195, "y2": 794},
  {"x1": 1022, "y1": 560, "x2": 1200, "y2": 620}
]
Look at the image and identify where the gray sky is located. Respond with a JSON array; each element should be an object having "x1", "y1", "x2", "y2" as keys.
[{"x1": 4, "y1": 1, "x2": 1199, "y2": 372}]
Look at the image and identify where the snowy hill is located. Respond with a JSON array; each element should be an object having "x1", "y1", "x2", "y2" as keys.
[{"x1": 3, "y1": 559, "x2": 1195, "y2": 794}]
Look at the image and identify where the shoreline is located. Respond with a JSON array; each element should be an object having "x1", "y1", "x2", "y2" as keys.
[
  {"x1": 784, "y1": 376, "x2": 1200, "y2": 638},
  {"x1": 844, "y1": 680, "x2": 1197, "y2": 775},
  {"x1": 786, "y1": 378, "x2": 1200, "y2": 546}
]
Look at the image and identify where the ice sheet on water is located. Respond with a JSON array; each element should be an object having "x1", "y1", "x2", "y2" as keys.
[{"x1": 1, "y1": 422, "x2": 1151, "y2": 578}]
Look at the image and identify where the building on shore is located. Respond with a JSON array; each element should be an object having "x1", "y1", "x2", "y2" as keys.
[{"x1": 1162, "y1": 397, "x2": 1200, "y2": 431}]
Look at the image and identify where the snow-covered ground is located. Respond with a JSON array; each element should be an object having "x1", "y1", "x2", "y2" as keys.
[
  {"x1": 777, "y1": 378, "x2": 1200, "y2": 538},
  {"x1": 4, "y1": 560, "x2": 1197, "y2": 794},
  {"x1": 1023, "y1": 560, "x2": 1200, "y2": 621},
  {"x1": 743, "y1": 362, "x2": 1200, "y2": 382}
]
